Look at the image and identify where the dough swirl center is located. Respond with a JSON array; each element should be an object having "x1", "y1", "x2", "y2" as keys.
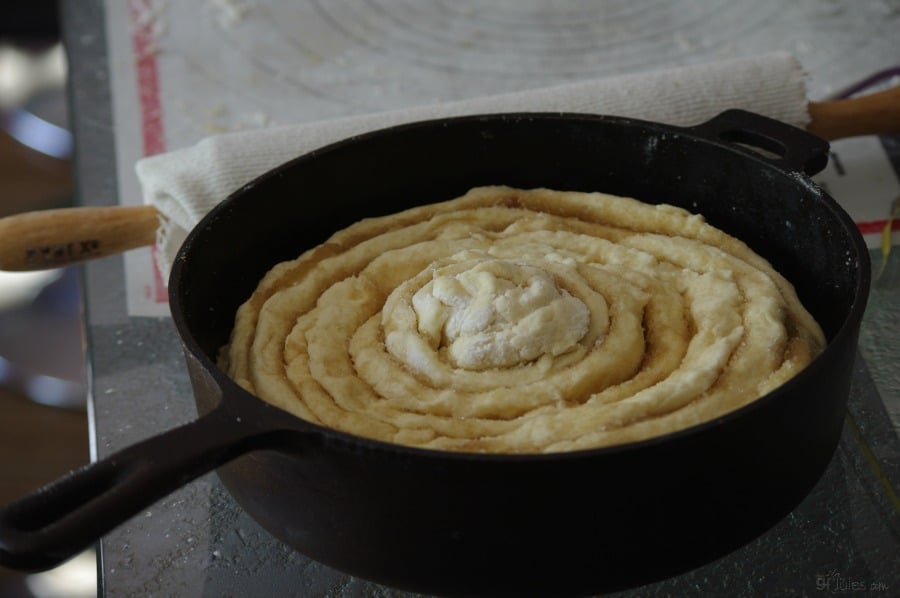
[{"x1": 410, "y1": 256, "x2": 591, "y2": 370}]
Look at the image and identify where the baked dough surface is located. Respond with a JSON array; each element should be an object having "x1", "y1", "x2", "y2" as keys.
[{"x1": 221, "y1": 186, "x2": 825, "y2": 453}]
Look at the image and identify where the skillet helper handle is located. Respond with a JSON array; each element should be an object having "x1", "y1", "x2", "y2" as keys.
[
  {"x1": 0, "y1": 408, "x2": 266, "y2": 571},
  {"x1": 689, "y1": 109, "x2": 831, "y2": 176},
  {"x1": 0, "y1": 205, "x2": 160, "y2": 271},
  {"x1": 807, "y1": 86, "x2": 900, "y2": 141}
]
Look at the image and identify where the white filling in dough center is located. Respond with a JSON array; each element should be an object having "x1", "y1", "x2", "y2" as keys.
[{"x1": 412, "y1": 259, "x2": 590, "y2": 369}]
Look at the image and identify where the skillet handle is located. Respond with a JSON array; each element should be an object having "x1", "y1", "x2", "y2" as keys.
[
  {"x1": 0, "y1": 407, "x2": 283, "y2": 572},
  {"x1": 688, "y1": 109, "x2": 830, "y2": 176}
]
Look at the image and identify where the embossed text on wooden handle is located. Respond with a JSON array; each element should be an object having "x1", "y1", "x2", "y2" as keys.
[{"x1": 0, "y1": 205, "x2": 161, "y2": 271}]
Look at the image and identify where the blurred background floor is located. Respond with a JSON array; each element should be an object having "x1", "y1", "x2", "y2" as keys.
[{"x1": 0, "y1": 24, "x2": 96, "y2": 597}]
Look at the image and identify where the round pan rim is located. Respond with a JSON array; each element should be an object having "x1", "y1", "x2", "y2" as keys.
[{"x1": 169, "y1": 110, "x2": 872, "y2": 463}]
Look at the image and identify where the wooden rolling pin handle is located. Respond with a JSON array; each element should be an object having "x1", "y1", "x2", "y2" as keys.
[
  {"x1": 0, "y1": 205, "x2": 161, "y2": 271},
  {"x1": 807, "y1": 86, "x2": 900, "y2": 141},
  {"x1": 0, "y1": 88, "x2": 895, "y2": 272}
]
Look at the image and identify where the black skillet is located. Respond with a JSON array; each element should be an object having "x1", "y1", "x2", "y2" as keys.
[{"x1": 0, "y1": 110, "x2": 870, "y2": 597}]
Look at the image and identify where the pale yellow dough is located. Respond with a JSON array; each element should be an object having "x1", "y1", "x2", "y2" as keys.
[{"x1": 221, "y1": 186, "x2": 825, "y2": 453}]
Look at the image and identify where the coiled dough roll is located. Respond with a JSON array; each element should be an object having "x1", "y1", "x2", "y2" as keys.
[{"x1": 221, "y1": 186, "x2": 825, "y2": 453}]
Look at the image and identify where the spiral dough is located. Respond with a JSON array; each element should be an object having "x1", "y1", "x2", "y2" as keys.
[{"x1": 221, "y1": 186, "x2": 825, "y2": 453}]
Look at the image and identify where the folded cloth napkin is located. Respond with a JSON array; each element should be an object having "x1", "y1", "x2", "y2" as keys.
[{"x1": 136, "y1": 51, "x2": 809, "y2": 278}]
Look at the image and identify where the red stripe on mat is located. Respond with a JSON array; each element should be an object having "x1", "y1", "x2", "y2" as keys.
[
  {"x1": 130, "y1": 0, "x2": 168, "y2": 303},
  {"x1": 858, "y1": 219, "x2": 900, "y2": 235}
]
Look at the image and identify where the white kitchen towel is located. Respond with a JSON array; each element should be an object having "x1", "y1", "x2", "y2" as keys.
[{"x1": 136, "y1": 51, "x2": 810, "y2": 278}]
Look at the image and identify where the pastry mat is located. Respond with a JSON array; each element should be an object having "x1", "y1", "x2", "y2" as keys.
[{"x1": 104, "y1": 0, "x2": 900, "y2": 317}]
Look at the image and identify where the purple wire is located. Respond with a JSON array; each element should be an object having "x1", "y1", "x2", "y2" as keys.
[
  {"x1": 830, "y1": 65, "x2": 900, "y2": 258},
  {"x1": 829, "y1": 65, "x2": 900, "y2": 100}
]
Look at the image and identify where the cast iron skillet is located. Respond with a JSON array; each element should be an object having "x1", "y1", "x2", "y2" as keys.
[{"x1": 0, "y1": 110, "x2": 870, "y2": 596}]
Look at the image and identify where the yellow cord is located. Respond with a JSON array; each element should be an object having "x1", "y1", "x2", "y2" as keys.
[{"x1": 845, "y1": 410, "x2": 900, "y2": 514}]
